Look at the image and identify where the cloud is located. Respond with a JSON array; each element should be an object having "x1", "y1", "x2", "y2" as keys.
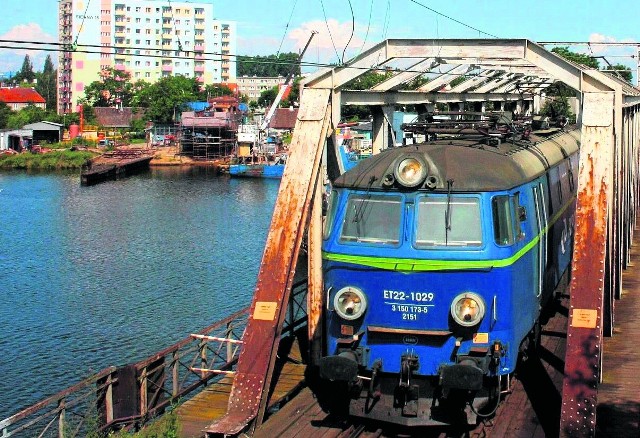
[
  {"x1": 289, "y1": 19, "x2": 369, "y2": 66},
  {"x1": 0, "y1": 23, "x2": 57, "y2": 73}
]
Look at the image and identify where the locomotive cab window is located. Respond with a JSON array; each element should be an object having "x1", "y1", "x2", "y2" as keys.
[
  {"x1": 492, "y1": 195, "x2": 523, "y2": 246},
  {"x1": 414, "y1": 196, "x2": 482, "y2": 247},
  {"x1": 323, "y1": 190, "x2": 339, "y2": 240},
  {"x1": 340, "y1": 194, "x2": 402, "y2": 244}
]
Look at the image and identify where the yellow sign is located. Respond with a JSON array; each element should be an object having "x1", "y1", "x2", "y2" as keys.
[
  {"x1": 571, "y1": 309, "x2": 598, "y2": 328},
  {"x1": 253, "y1": 301, "x2": 277, "y2": 321},
  {"x1": 473, "y1": 333, "x2": 489, "y2": 344}
]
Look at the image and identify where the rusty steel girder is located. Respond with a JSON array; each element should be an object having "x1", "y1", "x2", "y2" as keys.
[
  {"x1": 205, "y1": 88, "x2": 332, "y2": 437},
  {"x1": 560, "y1": 93, "x2": 614, "y2": 437}
]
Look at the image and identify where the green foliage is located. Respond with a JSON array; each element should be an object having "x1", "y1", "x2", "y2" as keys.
[
  {"x1": 0, "y1": 101, "x2": 11, "y2": 129},
  {"x1": 201, "y1": 84, "x2": 234, "y2": 99},
  {"x1": 0, "y1": 150, "x2": 98, "y2": 169},
  {"x1": 540, "y1": 95, "x2": 575, "y2": 122},
  {"x1": 551, "y1": 47, "x2": 600, "y2": 69},
  {"x1": 257, "y1": 86, "x2": 279, "y2": 108},
  {"x1": 399, "y1": 75, "x2": 429, "y2": 90},
  {"x1": 343, "y1": 71, "x2": 392, "y2": 90},
  {"x1": 14, "y1": 54, "x2": 36, "y2": 83},
  {"x1": 83, "y1": 68, "x2": 142, "y2": 107},
  {"x1": 35, "y1": 55, "x2": 57, "y2": 111},
  {"x1": 341, "y1": 71, "x2": 393, "y2": 121},
  {"x1": 109, "y1": 407, "x2": 180, "y2": 438},
  {"x1": 607, "y1": 64, "x2": 633, "y2": 83},
  {"x1": 237, "y1": 52, "x2": 300, "y2": 77},
  {"x1": 136, "y1": 75, "x2": 202, "y2": 123},
  {"x1": 6, "y1": 104, "x2": 48, "y2": 129}
]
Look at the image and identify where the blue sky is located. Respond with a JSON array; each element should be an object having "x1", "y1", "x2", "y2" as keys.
[{"x1": 2, "y1": 0, "x2": 638, "y2": 80}]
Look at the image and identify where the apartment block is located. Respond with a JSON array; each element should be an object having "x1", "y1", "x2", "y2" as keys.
[
  {"x1": 58, "y1": 0, "x2": 236, "y2": 114},
  {"x1": 236, "y1": 76, "x2": 287, "y2": 102}
]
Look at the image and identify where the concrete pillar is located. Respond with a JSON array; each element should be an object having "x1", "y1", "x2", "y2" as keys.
[{"x1": 371, "y1": 104, "x2": 395, "y2": 153}]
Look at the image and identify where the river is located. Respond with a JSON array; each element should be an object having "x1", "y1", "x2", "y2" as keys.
[{"x1": 0, "y1": 167, "x2": 280, "y2": 419}]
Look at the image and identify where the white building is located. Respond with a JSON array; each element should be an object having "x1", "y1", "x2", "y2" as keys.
[
  {"x1": 58, "y1": 0, "x2": 236, "y2": 114},
  {"x1": 236, "y1": 76, "x2": 287, "y2": 102}
]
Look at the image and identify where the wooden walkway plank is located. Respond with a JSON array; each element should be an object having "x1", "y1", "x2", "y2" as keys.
[{"x1": 596, "y1": 223, "x2": 640, "y2": 437}]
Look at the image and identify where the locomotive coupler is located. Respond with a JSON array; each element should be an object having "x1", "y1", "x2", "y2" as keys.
[
  {"x1": 367, "y1": 360, "x2": 382, "y2": 400},
  {"x1": 395, "y1": 352, "x2": 420, "y2": 416}
]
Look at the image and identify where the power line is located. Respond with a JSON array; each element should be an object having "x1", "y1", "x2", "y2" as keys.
[
  {"x1": 407, "y1": 0, "x2": 499, "y2": 38},
  {"x1": 319, "y1": 0, "x2": 341, "y2": 63},
  {"x1": 276, "y1": 0, "x2": 299, "y2": 56}
]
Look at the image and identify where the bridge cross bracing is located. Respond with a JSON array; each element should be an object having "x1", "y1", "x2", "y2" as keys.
[{"x1": 206, "y1": 39, "x2": 640, "y2": 438}]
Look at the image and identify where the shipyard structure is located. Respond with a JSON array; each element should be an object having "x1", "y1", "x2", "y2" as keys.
[{"x1": 58, "y1": 0, "x2": 237, "y2": 114}]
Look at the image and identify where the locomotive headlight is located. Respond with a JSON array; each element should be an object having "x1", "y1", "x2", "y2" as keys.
[
  {"x1": 451, "y1": 292, "x2": 486, "y2": 327},
  {"x1": 333, "y1": 286, "x2": 367, "y2": 320},
  {"x1": 394, "y1": 156, "x2": 427, "y2": 188}
]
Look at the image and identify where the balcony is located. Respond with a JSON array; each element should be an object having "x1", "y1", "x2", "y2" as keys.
[
  {"x1": 115, "y1": 64, "x2": 126, "y2": 71},
  {"x1": 194, "y1": 44, "x2": 204, "y2": 52},
  {"x1": 194, "y1": 65, "x2": 205, "y2": 72},
  {"x1": 162, "y1": 64, "x2": 173, "y2": 72},
  {"x1": 195, "y1": 22, "x2": 205, "y2": 30}
]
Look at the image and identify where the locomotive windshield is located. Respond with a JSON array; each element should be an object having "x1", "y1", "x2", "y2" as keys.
[
  {"x1": 415, "y1": 196, "x2": 482, "y2": 247},
  {"x1": 340, "y1": 194, "x2": 402, "y2": 244}
]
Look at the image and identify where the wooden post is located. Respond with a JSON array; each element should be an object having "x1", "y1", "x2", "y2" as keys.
[
  {"x1": 172, "y1": 351, "x2": 179, "y2": 397},
  {"x1": 139, "y1": 367, "x2": 148, "y2": 418},
  {"x1": 105, "y1": 374, "x2": 114, "y2": 424},
  {"x1": 57, "y1": 398, "x2": 65, "y2": 438}
]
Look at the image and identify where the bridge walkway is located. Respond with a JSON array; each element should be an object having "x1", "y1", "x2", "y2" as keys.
[
  {"x1": 596, "y1": 221, "x2": 640, "y2": 436},
  {"x1": 176, "y1": 335, "x2": 305, "y2": 438}
]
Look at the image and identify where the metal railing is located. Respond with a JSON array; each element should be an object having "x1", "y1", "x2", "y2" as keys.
[{"x1": 0, "y1": 279, "x2": 308, "y2": 437}]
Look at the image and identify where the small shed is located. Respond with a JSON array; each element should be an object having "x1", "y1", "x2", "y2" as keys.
[
  {"x1": 0, "y1": 129, "x2": 33, "y2": 151},
  {"x1": 22, "y1": 121, "x2": 62, "y2": 144}
]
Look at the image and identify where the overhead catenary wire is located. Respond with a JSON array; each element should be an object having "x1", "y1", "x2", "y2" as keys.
[
  {"x1": 275, "y1": 0, "x2": 299, "y2": 57},
  {"x1": 341, "y1": 0, "x2": 355, "y2": 64},
  {"x1": 407, "y1": 0, "x2": 499, "y2": 38},
  {"x1": 2, "y1": 39, "x2": 520, "y2": 82},
  {"x1": 319, "y1": 0, "x2": 342, "y2": 64}
]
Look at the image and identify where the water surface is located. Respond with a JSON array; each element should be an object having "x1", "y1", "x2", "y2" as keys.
[{"x1": 0, "y1": 168, "x2": 279, "y2": 418}]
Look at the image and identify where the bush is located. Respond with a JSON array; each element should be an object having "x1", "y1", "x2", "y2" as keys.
[{"x1": 0, "y1": 150, "x2": 98, "y2": 169}]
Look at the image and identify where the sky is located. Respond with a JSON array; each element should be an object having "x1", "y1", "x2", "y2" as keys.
[{"x1": 1, "y1": 0, "x2": 638, "y2": 82}]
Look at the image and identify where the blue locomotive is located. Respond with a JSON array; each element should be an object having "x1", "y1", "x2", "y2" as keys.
[{"x1": 317, "y1": 115, "x2": 579, "y2": 426}]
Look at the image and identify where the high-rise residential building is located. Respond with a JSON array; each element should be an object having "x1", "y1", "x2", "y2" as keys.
[{"x1": 58, "y1": 0, "x2": 236, "y2": 114}]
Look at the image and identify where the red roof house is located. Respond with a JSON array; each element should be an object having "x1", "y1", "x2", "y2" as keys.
[{"x1": 0, "y1": 87, "x2": 46, "y2": 111}]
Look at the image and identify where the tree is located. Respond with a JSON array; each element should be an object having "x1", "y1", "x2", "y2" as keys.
[
  {"x1": 35, "y1": 55, "x2": 57, "y2": 111},
  {"x1": 257, "y1": 86, "x2": 279, "y2": 108},
  {"x1": 0, "y1": 102, "x2": 11, "y2": 129},
  {"x1": 551, "y1": 47, "x2": 600, "y2": 69},
  {"x1": 82, "y1": 68, "x2": 138, "y2": 107},
  {"x1": 135, "y1": 75, "x2": 201, "y2": 123},
  {"x1": 546, "y1": 47, "x2": 600, "y2": 97},
  {"x1": 237, "y1": 52, "x2": 300, "y2": 77},
  {"x1": 6, "y1": 104, "x2": 47, "y2": 129},
  {"x1": 606, "y1": 64, "x2": 633, "y2": 83},
  {"x1": 201, "y1": 84, "x2": 234, "y2": 100},
  {"x1": 341, "y1": 71, "x2": 393, "y2": 121},
  {"x1": 14, "y1": 55, "x2": 36, "y2": 83}
]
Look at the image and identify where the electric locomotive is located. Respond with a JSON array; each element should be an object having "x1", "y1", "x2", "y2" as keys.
[{"x1": 317, "y1": 118, "x2": 579, "y2": 426}]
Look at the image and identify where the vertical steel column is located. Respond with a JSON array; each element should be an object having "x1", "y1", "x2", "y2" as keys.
[
  {"x1": 205, "y1": 88, "x2": 332, "y2": 437},
  {"x1": 308, "y1": 172, "x2": 324, "y2": 365},
  {"x1": 560, "y1": 92, "x2": 615, "y2": 437}
]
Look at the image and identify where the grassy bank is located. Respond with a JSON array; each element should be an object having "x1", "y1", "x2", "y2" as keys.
[{"x1": 0, "y1": 150, "x2": 99, "y2": 170}]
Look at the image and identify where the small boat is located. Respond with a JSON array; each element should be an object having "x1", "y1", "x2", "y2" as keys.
[{"x1": 228, "y1": 153, "x2": 286, "y2": 178}]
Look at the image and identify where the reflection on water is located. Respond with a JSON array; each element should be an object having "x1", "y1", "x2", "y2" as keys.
[{"x1": 0, "y1": 168, "x2": 279, "y2": 418}]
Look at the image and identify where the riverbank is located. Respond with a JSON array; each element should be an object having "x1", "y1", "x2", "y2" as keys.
[{"x1": 0, "y1": 150, "x2": 98, "y2": 170}]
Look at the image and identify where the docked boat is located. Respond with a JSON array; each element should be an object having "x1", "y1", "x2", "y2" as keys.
[
  {"x1": 81, "y1": 148, "x2": 154, "y2": 186},
  {"x1": 228, "y1": 153, "x2": 286, "y2": 178}
]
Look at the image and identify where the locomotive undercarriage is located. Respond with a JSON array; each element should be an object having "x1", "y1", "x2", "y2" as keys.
[{"x1": 318, "y1": 348, "x2": 508, "y2": 427}]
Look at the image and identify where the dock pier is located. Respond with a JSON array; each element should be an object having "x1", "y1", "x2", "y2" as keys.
[{"x1": 81, "y1": 148, "x2": 154, "y2": 186}]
